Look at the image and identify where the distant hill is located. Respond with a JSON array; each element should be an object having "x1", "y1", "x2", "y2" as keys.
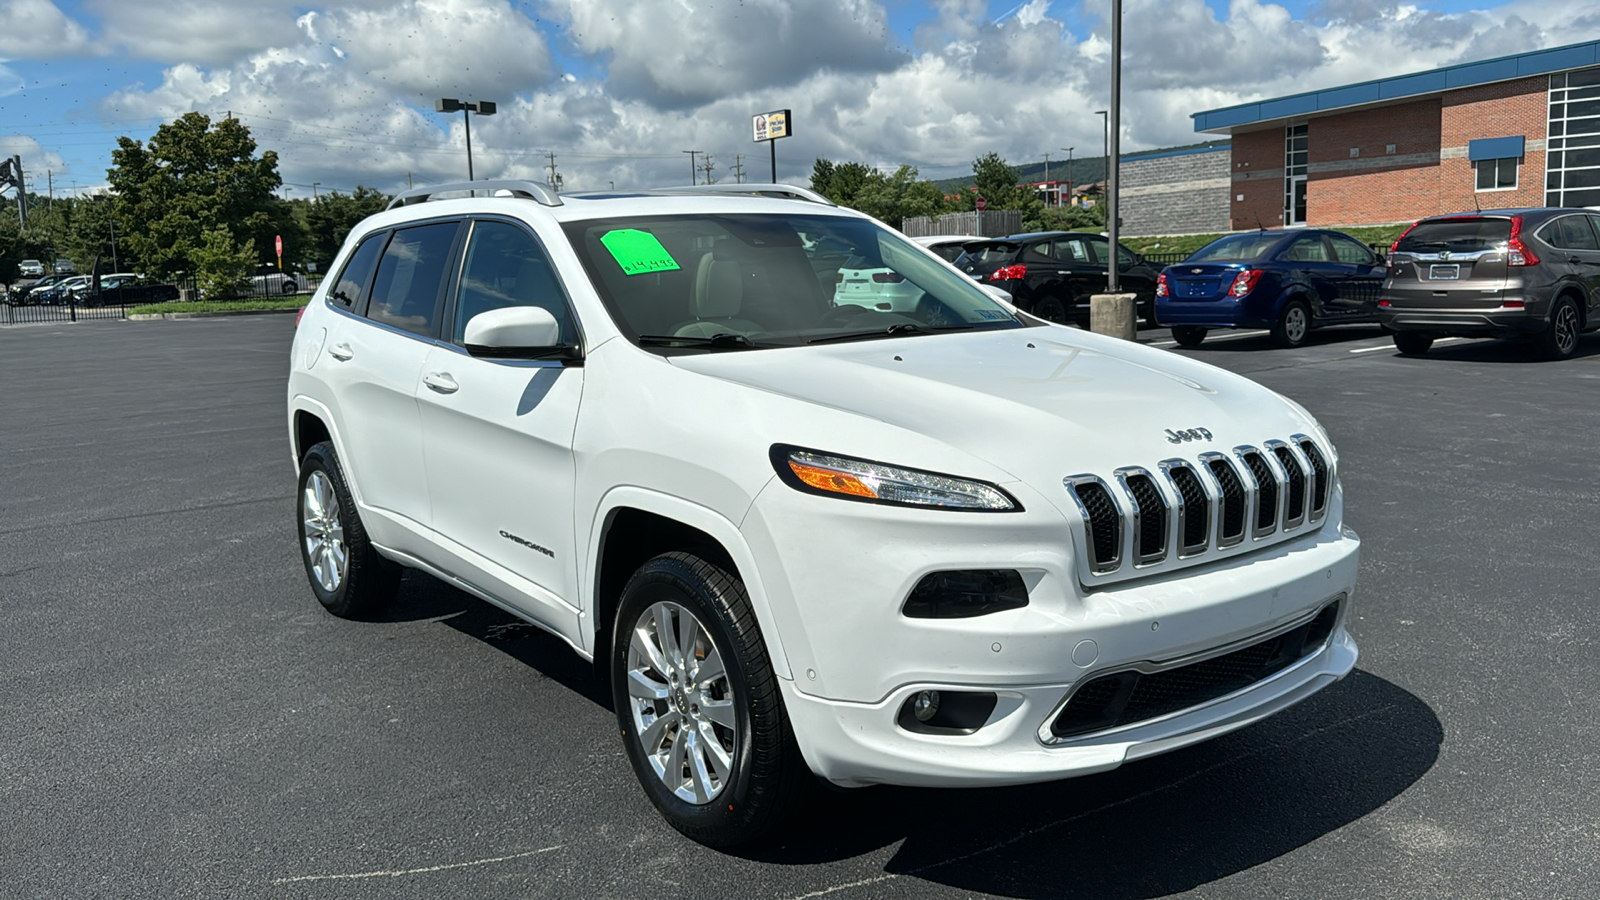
[{"x1": 932, "y1": 139, "x2": 1230, "y2": 193}]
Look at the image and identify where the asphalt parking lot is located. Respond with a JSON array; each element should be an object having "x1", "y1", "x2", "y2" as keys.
[{"x1": 2, "y1": 315, "x2": 1597, "y2": 899}]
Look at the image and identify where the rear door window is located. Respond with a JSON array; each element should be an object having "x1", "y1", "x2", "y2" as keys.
[
  {"x1": 1280, "y1": 235, "x2": 1331, "y2": 263},
  {"x1": 1547, "y1": 215, "x2": 1600, "y2": 251},
  {"x1": 367, "y1": 222, "x2": 461, "y2": 337},
  {"x1": 1395, "y1": 218, "x2": 1510, "y2": 253},
  {"x1": 1086, "y1": 237, "x2": 1133, "y2": 265},
  {"x1": 329, "y1": 232, "x2": 387, "y2": 311},
  {"x1": 1328, "y1": 234, "x2": 1377, "y2": 265}
]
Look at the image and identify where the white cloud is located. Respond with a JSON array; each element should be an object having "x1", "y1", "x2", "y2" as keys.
[
  {"x1": 86, "y1": 0, "x2": 301, "y2": 66},
  {"x1": 79, "y1": 0, "x2": 1600, "y2": 196},
  {"x1": 0, "y1": 0, "x2": 92, "y2": 58},
  {"x1": 0, "y1": 135, "x2": 67, "y2": 177}
]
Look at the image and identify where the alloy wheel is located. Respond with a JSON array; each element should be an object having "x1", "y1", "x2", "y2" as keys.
[
  {"x1": 301, "y1": 470, "x2": 348, "y2": 593},
  {"x1": 1555, "y1": 303, "x2": 1579, "y2": 356},
  {"x1": 1284, "y1": 306, "x2": 1308, "y2": 344},
  {"x1": 625, "y1": 601, "x2": 738, "y2": 805}
]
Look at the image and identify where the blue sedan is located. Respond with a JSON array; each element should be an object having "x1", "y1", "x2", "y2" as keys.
[{"x1": 1154, "y1": 229, "x2": 1387, "y2": 347}]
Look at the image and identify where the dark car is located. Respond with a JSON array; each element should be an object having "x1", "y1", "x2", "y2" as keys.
[
  {"x1": 1379, "y1": 208, "x2": 1600, "y2": 360},
  {"x1": 955, "y1": 231, "x2": 1160, "y2": 325},
  {"x1": 1154, "y1": 229, "x2": 1386, "y2": 348},
  {"x1": 8, "y1": 273, "x2": 73, "y2": 305}
]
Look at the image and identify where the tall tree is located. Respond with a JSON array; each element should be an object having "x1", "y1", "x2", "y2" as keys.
[
  {"x1": 107, "y1": 112, "x2": 282, "y2": 281},
  {"x1": 302, "y1": 186, "x2": 390, "y2": 273}
]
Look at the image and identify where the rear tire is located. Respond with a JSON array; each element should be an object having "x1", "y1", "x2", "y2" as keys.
[
  {"x1": 612, "y1": 551, "x2": 809, "y2": 847},
  {"x1": 1535, "y1": 296, "x2": 1581, "y2": 360},
  {"x1": 1393, "y1": 332, "x2": 1433, "y2": 355},
  {"x1": 1272, "y1": 299, "x2": 1311, "y2": 348},
  {"x1": 297, "y1": 442, "x2": 402, "y2": 618},
  {"x1": 1031, "y1": 295, "x2": 1069, "y2": 324},
  {"x1": 1171, "y1": 326, "x2": 1207, "y2": 348}
]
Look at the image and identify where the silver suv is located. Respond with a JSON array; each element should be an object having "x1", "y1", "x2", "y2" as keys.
[{"x1": 1378, "y1": 208, "x2": 1600, "y2": 359}]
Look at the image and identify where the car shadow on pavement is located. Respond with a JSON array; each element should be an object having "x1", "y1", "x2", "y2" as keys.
[
  {"x1": 1173, "y1": 325, "x2": 1386, "y2": 353},
  {"x1": 1391, "y1": 335, "x2": 1600, "y2": 364},
  {"x1": 745, "y1": 670, "x2": 1441, "y2": 899},
  {"x1": 378, "y1": 572, "x2": 614, "y2": 709}
]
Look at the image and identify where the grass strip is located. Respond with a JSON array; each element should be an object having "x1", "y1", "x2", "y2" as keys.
[{"x1": 127, "y1": 296, "x2": 311, "y2": 316}]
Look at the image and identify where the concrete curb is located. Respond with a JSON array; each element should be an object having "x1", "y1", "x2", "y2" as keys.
[{"x1": 129, "y1": 306, "x2": 304, "y2": 320}]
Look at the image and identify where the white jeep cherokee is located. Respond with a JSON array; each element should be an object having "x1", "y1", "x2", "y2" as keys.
[{"x1": 286, "y1": 180, "x2": 1360, "y2": 846}]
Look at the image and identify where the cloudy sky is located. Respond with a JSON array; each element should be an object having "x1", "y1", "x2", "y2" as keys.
[{"x1": 2, "y1": 0, "x2": 1599, "y2": 197}]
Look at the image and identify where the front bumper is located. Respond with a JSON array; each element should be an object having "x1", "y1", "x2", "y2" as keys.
[{"x1": 740, "y1": 479, "x2": 1362, "y2": 788}]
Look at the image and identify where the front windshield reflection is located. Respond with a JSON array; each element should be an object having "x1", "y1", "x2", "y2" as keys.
[{"x1": 563, "y1": 213, "x2": 1029, "y2": 351}]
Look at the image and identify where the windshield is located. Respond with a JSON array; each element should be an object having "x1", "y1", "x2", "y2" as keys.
[
  {"x1": 563, "y1": 213, "x2": 1028, "y2": 351},
  {"x1": 1186, "y1": 233, "x2": 1283, "y2": 263}
]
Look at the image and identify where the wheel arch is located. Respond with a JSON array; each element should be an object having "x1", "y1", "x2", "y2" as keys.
[
  {"x1": 586, "y1": 488, "x2": 791, "y2": 684},
  {"x1": 1553, "y1": 284, "x2": 1588, "y2": 328}
]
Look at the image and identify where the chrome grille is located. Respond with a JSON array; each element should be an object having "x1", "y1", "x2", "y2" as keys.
[{"x1": 1064, "y1": 436, "x2": 1333, "y2": 580}]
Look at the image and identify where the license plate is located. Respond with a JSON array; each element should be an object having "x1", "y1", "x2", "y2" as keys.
[{"x1": 1429, "y1": 264, "x2": 1460, "y2": 280}]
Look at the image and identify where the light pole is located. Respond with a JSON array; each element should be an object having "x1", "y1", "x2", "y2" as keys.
[
  {"x1": 1095, "y1": 110, "x2": 1108, "y2": 183},
  {"x1": 1107, "y1": 0, "x2": 1122, "y2": 292},
  {"x1": 436, "y1": 98, "x2": 498, "y2": 180},
  {"x1": 1062, "y1": 147, "x2": 1074, "y2": 204}
]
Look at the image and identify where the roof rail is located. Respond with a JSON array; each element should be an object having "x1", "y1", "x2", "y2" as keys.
[
  {"x1": 386, "y1": 179, "x2": 562, "y2": 210},
  {"x1": 651, "y1": 183, "x2": 836, "y2": 206}
]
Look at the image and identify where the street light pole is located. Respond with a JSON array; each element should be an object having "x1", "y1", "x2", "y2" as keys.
[
  {"x1": 436, "y1": 98, "x2": 499, "y2": 181},
  {"x1": 1107, "y1": 0, "x2": 1122, "y2": 292},
  {"x1": 1062, "y1": 147, "x2": 1074, "y2": 203}
]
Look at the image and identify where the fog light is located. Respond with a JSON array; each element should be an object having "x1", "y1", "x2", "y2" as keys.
[
  {"x1": 896, "y1": 690, "x2": 998, "y2": 735},
  {"x1": 912, "y1": 690, "x2": 941, "y2": 722},
  {"x1": 903, "y1": 570, "x2": 1028, "y2": 618}
]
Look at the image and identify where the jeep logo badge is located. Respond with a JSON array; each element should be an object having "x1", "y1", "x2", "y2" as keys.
[{"x1": 1165, "y1": 427, "x2": 1213, "y2": 444}]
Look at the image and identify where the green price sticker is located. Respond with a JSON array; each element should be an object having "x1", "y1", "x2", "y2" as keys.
[{"x1": 600, "y1": 229, "x2": 681, "y2": 276}]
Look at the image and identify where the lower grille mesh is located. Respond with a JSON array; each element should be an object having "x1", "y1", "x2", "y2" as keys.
[{"x1": 1050, "y1": 601, "x2": 1341, "y2": 739}]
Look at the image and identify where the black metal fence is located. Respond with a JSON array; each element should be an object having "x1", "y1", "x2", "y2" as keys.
[{"x1": 2, "y1": 283, "x2": 181, "y2": 325}]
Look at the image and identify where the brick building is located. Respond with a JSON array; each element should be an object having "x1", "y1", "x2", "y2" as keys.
[
  {"x1": 1191, "y1": 39, "x2": 1600, "y2": 229},
  {"x1": 1120, "y1": 144, "x2": 1231, "y2": 236}
]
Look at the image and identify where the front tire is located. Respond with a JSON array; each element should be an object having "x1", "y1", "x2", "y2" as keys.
[
  {"x1": 612, "y1": 551, "x2": 808, "y2": 847},
  {"x1": 1171, "y1": 326, "x2": 1207, "y2": 347},
  {"x1": 1272, "y1": 299, "x2": 1311, "y2": 348},
  {"x1": 1031, "y1": 295, "x2": 1069, "y2": 324},
  {"x1": 297, "y1": 442, "x2": 402, "y2": 618}
]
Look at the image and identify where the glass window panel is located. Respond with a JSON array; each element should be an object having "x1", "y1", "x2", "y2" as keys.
[
  {"x1": 1560, "y1": 216, "x2": 1600, "y2": 250},
  {"x1": 1329, "y1": 234, "x2": 1375, "y2": 265},
  {"x1": 1549, "y1": 170, "x2": 1563, "y2": 190},
  {"x1": 1551, "y1": 122, "x2": 1565, "y2": 137},
  {"x1": 367, "y1": 222, "x2": 459, "y2": 337},
  {"x1": 1569, "y1": 86, "x2": 1600, "y2": 101},
  {"x1": 1565, "y1": 147, "x2": 1600, "y2": 168},
  {"x1": 1563, "y1": 187, "x2": 1600, "y2": 206},
  {"x1": 1568, "y1": 99, "x2": 1600, "y2": 117},
  {"x1": 330, "y1": 232, "x2": 386, "y2": 310},
  {"x1": 1476, "y1": 161, "x2": 1495, "y2": 190},
  {"x1": 452, "y1": 221, "x2": 575, "y2": 345},
  {"x1": 1280, "y1": 235, "x2": 1330, "y2": 262},
  {"x1": 1551, "y1": 73, "x2": 1567, "y2": 89},
  {"x1": 1563, "y1": 167, "x2": 1600, "y2": 189},
  {"x1": 1495, "y1": 159, "x2": 1517, "y2": 189},
  {"x1": 1551, "y1": 103, "x2": 1566, "y2": 119},
  {"x1": 1569, "y1": 67, "x2": 1600, "y2": 88}
]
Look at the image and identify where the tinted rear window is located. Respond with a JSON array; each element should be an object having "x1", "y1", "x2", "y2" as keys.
[
  {"x1": 1396, "y1": 218, "x2": 1510, "y2": 253},
  {"x1": 961, "y1": 242, "x2": 1020, "y2": 264},
  {"x1": 1186, "y1": 233, "x2": 1282, "y2": 263}
]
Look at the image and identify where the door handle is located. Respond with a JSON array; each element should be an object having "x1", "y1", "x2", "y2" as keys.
[
  {"x1": 1569, "y1": 256, "x2": 1583, "y2": 265},
  {"x1": 328, "y1": 343, "x2": 353, "y2": 361},
  {"x1": 423, "y1": 372, "x2": 459, "y2": 394}
]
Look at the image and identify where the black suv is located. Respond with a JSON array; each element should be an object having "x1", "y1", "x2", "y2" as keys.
[
  {"x1": 1380, "y1": 208, "x2": 1600, "y2": 359},
  {"x1": 956, "y1": 231, "x2": 1160, "y2": 325}
]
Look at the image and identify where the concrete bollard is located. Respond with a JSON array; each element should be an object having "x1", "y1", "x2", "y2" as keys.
[{"x1": 1090, "y1": 292, "x2": 1138, "y2": 341}]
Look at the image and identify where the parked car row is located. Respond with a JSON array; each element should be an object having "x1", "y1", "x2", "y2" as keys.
[{"x1": 1146, "y1": 206, "x2": 1600, "y2": 360}]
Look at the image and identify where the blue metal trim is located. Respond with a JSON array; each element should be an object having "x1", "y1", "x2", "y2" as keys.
[
  {"x1": 1192, "y1": 38, "x2": 1600, "y2": 133},
  {"x1": 1468, "y1": 136, "x2": 1525, "y2": 161},
  {"x1": 1122, "y1": 144, "x2": 1232, "y2": 162}
]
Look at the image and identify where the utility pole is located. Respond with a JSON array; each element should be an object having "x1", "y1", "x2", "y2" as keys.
[
  {"x1": 407, "y1": 172, "x2": 414, "y2": 189},
  {"x1": 683, "y1": 150, "x2": 699, "y2": 185},
  {"x1": 732, "y1": 154, "x2": 745, "y2": 184},
  {"x1": 1062, "y1": 147, "x2": 1074, "y2": 203},
  {"x1": 545, "y1": 151, "x2": 563, "y2": 190},
  {"x1": 1042, "y1": 152, "x2": 1051, "y2": 206},
  {"x1": 311, "y1": 182, "x2": 320, "y2": 201},
  {"x1": 700, "y1": 154, "x2": 716, "y2": 185},
  {"x1": 47, "y1": 170, "x2": 53, "y2": 202}
]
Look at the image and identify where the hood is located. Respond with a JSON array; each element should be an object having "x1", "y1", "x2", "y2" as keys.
[{"x1": 669, "y1": 327, "x2": 1317, "y2": 491}]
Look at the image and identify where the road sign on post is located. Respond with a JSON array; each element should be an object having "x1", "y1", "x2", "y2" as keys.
[
  {"x1": 975, "y1": 196, "x2": 987, "y2": 211},
  {"x1": 275, "y1": 235, "x2": 283, "y2": 270},
  {"x1": 752, "y1": 109, "x2": 792, "y2": 182}
]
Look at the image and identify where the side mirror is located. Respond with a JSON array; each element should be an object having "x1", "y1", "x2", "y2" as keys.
[{"x1": 463, "y1": 306, "x2": 574, "y2": 359}]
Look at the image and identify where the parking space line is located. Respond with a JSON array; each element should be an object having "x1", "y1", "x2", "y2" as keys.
[
  {"x1": 1349, "y1": 337, "x2": 1470, "y2": 354},
  {"x1": 272, "y1": 845, "x2": 564, "y2": 884}
]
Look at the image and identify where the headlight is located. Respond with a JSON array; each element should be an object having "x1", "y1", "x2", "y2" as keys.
[{"x1": 770, "y1": 445, "x2": 1020, "y2": 511}]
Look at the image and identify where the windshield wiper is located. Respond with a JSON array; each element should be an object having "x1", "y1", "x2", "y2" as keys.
[
  {"x1": 637, "y1": 332, "x2": 761, "y2": 349},
  {"x1": 808, "y1": 323, "x2": 955, "y2": 345}
]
